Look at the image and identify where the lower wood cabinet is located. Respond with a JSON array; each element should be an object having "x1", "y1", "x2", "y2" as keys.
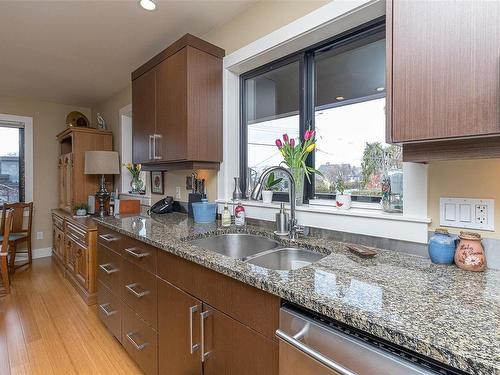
[
  {"x1": 97, "y1": 225, "x2": 280, "y2": 375},
  {"x1": 52, "y1": 209, "x2": 98, "y2": 305}
]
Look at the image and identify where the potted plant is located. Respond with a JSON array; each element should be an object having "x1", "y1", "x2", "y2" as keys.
[
  {"x1": 261, "y1": 172, "x2": 283, "y2": 204},
  {"x1": 274, "y1": 130, "x2": 322, "y2": 205},
  {"x1": 74, "y1": 203, "x2": 89, "y2": 216},
  {"x1": 335, "y1": 175, "x2": 351, "y2": 210}
]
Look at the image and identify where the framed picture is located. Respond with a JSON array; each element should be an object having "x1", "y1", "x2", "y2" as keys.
[{"x1": 150, "y1": 171, "x2": 164, "y2": 194}]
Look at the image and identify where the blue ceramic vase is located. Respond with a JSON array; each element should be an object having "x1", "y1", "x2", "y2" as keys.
[{"x1": 428, "y1": 228, "x2": 457, "y2": 264}]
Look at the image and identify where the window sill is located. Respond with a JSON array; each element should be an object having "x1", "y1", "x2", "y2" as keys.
[{"x1": 217, "y1": 199, "x2": 430, "y2": 224}]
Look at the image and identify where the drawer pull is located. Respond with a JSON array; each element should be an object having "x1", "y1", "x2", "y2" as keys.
[
  {"x1": 124, "y1": 247, "x2": 149, "y2": 259},
  {"x1": 189, "y1": 305, "x2": 200, "y2": 354},
  {"x1": 99, "y1": 263, "x2": 118, "y2": 274},
  {"x1": 99, "y1": 303, "x2": 117, "y2": 317},
  {"x1": 200, "y1": 310, "x2": 212, "y2": 362},
  {"x1": 99, "y1": 234, "x2": 118, "y2": 242},
  {"x1": 125, "y1": 283, "x2": 150, "y2": 298},
  {"x1": 126, "y1": 332, "x2": 149, "y2": 350}
]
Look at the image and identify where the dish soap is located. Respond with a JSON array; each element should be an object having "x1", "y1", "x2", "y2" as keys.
[
  {"x1": 234, "y1": 202, "x2": 246, "y2": 226},
  {"x1": 221, "y1": 202, "x2": 232, "y2": 227}
]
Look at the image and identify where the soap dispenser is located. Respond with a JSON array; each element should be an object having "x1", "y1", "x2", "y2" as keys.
[{"x1": 275, "y1": 203, "x2": 289, "y2": 236}]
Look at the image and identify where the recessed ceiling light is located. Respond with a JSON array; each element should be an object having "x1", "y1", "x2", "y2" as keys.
[
  {"x1": 139, "y1": 0, "x2": 157, "y2": 11},
  {"x1": 335, "y1": 96, "x2": 345, "y2": 100},
  {"x1": 376, "y1": 87, "x2": 385, "y2": 92}
]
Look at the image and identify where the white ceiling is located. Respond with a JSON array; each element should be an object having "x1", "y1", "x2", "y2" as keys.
[{"x1": 0, "y1": 0, "x2": 255, "y2": 107}]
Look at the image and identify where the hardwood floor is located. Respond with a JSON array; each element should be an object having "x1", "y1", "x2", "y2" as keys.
[{"x1": 0, "y1": 257, "x2": 142, "y2": 375}]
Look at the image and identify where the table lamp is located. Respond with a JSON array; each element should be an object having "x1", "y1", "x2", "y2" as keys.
[{"x1": 84, "y1": 151, "x2": 120, "y2": 217}]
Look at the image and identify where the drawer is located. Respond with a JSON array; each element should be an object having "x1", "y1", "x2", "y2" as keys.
[
  {"x1": 122, "y1": 304, "x2": 158, "y2": 375},
  {"x1": 97, "y1": 243, "x2": 122, "y2": 294},
  {"x1": 97, "y1": 281, "x2": 122, "y2": 342},
  {"x1": 122, "y1": 259, "x2": 157, "y2": 329},
  {"x1": 66, "y1": 221, "x2": 88, "y2": 247},
  {"x1": 98, "y1": 225, "x2": 157, "y2": 274},
  {"x1": 52, "y1": 214, "x2": 64, "y2": 230}
]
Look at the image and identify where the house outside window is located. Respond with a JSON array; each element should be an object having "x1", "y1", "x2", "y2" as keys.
[
  {"x1": 0, "y1": 122, "x2": 25, "y2": 204},
  {"x1": 241, "y1": 20, "x2": 402, "y2": 204}
]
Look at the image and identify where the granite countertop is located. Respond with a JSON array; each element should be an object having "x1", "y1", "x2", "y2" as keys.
[{"x1": 94, "y1": 213, "x2": 499, "y2": 375}]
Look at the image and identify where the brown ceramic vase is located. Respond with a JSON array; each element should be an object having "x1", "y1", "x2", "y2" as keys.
[{"x1": 454, "y1": 232, "x2": 486, "y2": 272}]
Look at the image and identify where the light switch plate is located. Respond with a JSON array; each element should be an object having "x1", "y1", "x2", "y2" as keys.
[{"x1": 440, "y1": 197, "x2": 494, "y2": 231}]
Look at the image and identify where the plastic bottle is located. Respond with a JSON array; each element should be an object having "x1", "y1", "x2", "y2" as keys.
[
  {"x1": 221, "y1": 202, "x2": 232, "y2": 227},
  {"x1": 234, "y1": 202, "x2": 246, "y2": 226}
]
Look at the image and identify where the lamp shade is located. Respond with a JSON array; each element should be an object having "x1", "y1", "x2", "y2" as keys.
[{"x1": 84, "y1": 151, "x2": 120, "y2": 175}]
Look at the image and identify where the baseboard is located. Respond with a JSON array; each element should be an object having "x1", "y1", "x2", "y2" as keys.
[{"x1": 15, "y1": 247, "x2": 53, "y2": 260}]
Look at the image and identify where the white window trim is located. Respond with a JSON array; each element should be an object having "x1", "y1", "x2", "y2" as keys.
[
  {"x1": 0, "y1": 113, "x2": 33, "y2": 203},
  {"x1": 217, "y1": 0, "x2": 431, "y2": 243}
]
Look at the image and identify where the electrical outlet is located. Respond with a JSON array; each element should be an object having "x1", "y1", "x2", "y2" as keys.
[
  {"x1": 36, "y1": 231, "x2": 43, "y2": 240},
  {"x1": 475, "y1": 205, "x2": 488, "y2": 225},
  {"x1": 175, "y1": 187, "x2": 181, "y2": 200},
  {"x1": 440, "y1": 197, "x2": 494, "y2": 231}
]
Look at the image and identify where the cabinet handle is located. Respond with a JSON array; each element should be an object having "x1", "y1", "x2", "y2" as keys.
[
  {"x1": 125, "y1": 283, "x2": 149, "y2": 298},
  {"x1": 153, "y1": 134, "x2": 162, "y2": 160},
  {"x1": 126, "y1": 332, "x2": 148, "y2": 351},
  {"x1": 124, "y1": 247, "x2": 149, "y2": 259},
  {"x1": 200, "y1": 310, "x2": 212, "y2": 362},
  {"x1": 99, "y1": 234, "x2": 118, "y2": 242},
  {"x1": 99, "y1": 263, "x2": 118, "y2": 274},
  {"x1": 99, "y1": 303, "x2": 117, "y2": 317},
  {"x1": 189, "y1": 305, "x2": 200, "y2": 354},
  {"x1": 149, "y1": 135, "x2": 154, "y2": 160}
]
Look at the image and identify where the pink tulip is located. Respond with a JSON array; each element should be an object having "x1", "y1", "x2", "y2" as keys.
[
  {"x1": 283, "y1": 134, "x2": 289, "y2": 143},
  {"x1": 290, "y1": 138, "x2": 295, "y2": 147},
  {"x1": 275, "y1": 139, "x2": 283, "y2": 149},
  {"x1": 304, "y1": 130, "x2": 312, "y2": 140}
]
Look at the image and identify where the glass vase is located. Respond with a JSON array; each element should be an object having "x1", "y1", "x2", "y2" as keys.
[
  {"x1": 289, "y1": 167, "x2": 304, "y2": 205},
  {"x1": 130, "y1": 176, "x2": 144, "y2": 193}
]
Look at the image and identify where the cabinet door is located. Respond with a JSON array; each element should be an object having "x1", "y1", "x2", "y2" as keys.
[
  {"x1": 132, "y1": 69, "x2": 156, "y2": 164},
  {"x1": 156, "y1": 48, "x2": 188, "y2": 161},
  {"x1": 390, "y1": 0, "x2": 500, "y2": 142},
  {"x1": 74, "y1": 241, "x2": 89, "y2": 289},
  {"x1": 158, "y1": 279, "x2": 202, "y2": 375},
  {"x1": 65, "y1": 237, "x2": 75, "y2": 273},
  {"x1": 202, "y1": 304, "x2": 278, "y2": 375},
  {"x1": 53, "y1": 227, "x2": 64, "y2": 262},
  {"x1": 64, "y1": 154, "x2": 73, "y2": 212}
]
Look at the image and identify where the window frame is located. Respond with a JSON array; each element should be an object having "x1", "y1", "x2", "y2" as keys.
[
  {"x1": 240, "y1": 18, "x2": 387, "y2": 203},
  {"x1": 0, "y1": 123, "x2": 25, "y2": 206}
]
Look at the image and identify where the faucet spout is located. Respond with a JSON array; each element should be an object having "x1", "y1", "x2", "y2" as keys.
[{"x1": 250, "y1": 166, "x2": 301, "y2": 240}]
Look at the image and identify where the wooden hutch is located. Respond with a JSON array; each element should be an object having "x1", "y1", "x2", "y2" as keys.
[{"x1": 52, "y1": 127, "x2": 113, "y2": 305}]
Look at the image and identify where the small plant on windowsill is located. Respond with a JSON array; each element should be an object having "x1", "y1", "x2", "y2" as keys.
[
  {"x1": 74, "y1": 203, "x2": 89, "y2": 216},
  {"x1": 335, "y1": 175, "x2": 351, "y2": 210},
  {"x1": 261, "y1": 172, "x2": 283, "y2": 204}
]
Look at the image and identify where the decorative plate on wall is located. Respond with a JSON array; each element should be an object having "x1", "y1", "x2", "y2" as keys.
[{"x1": 66, "y1": 111, "x2": 90, "y2": 128}]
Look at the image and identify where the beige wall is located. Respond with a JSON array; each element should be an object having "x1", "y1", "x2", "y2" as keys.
[
  {"x1": 203, "y1": 0, "x2": 330, "y2": 54},
  {"x1": 428, "y1": 160, "x2": 500, "y2": 239},
  {"x1": 0, "y1": 95, "x2": 91, "y2": 250}
]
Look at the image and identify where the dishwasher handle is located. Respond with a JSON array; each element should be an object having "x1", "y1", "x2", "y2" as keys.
[{"x1": 276, "y1": 329, "x2": 358, "y2": 375}]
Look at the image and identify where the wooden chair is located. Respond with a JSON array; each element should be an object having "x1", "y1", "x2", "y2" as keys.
[
  {"x1": 0, "y1": 209, "x2": 13, "y2": 295},
  {"x1": 0, "y1": 202, "x2": 33, "y2": 273}
]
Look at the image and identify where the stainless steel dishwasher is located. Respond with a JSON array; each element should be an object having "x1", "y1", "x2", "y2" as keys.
[{"x1": 277, "y1": 305, "x2": 467, "y2": 375}]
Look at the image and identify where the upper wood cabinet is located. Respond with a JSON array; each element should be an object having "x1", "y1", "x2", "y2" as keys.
[
  {"x1": 387, "y1": 0, "x2": 500, "y2": 157},
  {"x1": 132, "y1": 34, "x2": 224, "y2": 170}
]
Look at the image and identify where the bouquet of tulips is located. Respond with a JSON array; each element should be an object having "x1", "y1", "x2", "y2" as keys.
[
  {"x1": 275, "y1": 129, "x2": 322, "y2": 183},
  {"x1": 124, "y1": 162, "x2": 142, "y2": 179}
]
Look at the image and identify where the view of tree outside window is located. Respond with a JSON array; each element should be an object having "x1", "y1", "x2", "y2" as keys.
[{"x1": 0, "y1": 126, "x2": 22, "y2": 204}]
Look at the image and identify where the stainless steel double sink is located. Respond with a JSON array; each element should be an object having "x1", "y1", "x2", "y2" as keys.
[{"x1": 189, "y1": 233, "x2": 325, "y2": 271}]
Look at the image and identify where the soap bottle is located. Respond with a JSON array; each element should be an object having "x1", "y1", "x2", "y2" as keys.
[
  {"x1": 221, "y1": 202, "x2": 232, "y2": 227},
  {"x1": 234, "y1": 202, "x2": 246, "y2": 226}
]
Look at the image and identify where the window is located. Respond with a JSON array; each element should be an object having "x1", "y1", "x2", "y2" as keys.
[
  {"x1": 240, "y1": 19, "x2": 402, "y2": 203},
  {"x1": 0, "y1": 121, "x2": 25, "y2": 204}
]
